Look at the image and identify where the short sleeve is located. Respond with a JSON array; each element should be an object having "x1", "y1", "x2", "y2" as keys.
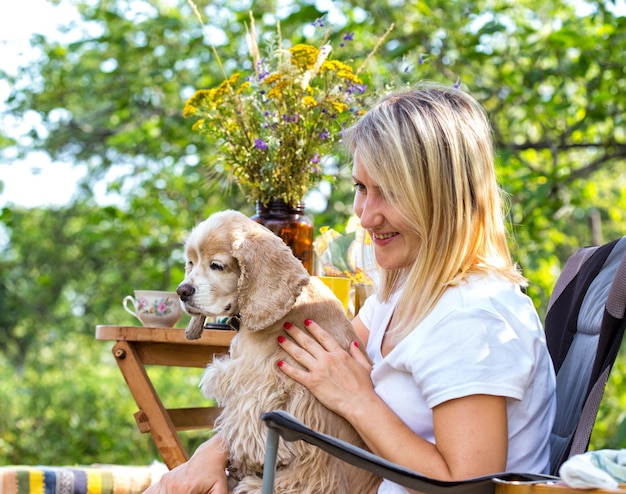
[{"x1": 410, "y1": 308, "x2": 536, "y2": 408}]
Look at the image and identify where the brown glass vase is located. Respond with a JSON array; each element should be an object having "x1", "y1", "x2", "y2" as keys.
[{"x1": 251, "y1": 199, "x2": 314, "y2": 275}]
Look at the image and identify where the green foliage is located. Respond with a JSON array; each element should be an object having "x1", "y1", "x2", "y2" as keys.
[
  {"x1": 1, "y1": 0, "x2": 625, "y2": 466},
  {"x1": 0, "y1": 333, "x2": 210, "y2": 465}
]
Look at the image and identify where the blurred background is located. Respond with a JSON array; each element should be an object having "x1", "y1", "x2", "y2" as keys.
[{"x1": 1, "y1": 0, "x2": 625, "y2": 466}]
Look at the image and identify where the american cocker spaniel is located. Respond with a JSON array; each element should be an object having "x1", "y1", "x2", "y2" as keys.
[{"x1": 176, "y1": 210, "x2": 380, "y2": 494}]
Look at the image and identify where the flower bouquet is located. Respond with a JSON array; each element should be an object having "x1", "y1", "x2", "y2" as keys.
[{"x1": 183, "y1": 8, "x2": 393, "y2": 206}]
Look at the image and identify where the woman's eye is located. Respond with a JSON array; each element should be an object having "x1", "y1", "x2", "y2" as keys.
[
  {"x1": 210, "y1": 261, "x2": 225, "y2": 271},
  {"x1": 353, "y1": 182, "x2": 366, "y2": 193}
]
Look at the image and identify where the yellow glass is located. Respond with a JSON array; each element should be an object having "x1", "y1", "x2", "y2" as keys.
[{"x1": 315, "y1": 276, "x2": 351, "y2": 312}]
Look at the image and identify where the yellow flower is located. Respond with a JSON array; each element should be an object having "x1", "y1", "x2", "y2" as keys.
[
  {"x1": 302, "y1": 96, "x2": 317, "y2": 107},
  {"x1": 322, "y1": 60, "x2": 363, "y2": 84},
  {"x1": 267, "y1": 80, "x2": 289, "y2": 99},
  {"x1": 330, "y1": 100, "x2": 349, "y2": 113},
  {"x1": 264, "y1": 73, "x2": 282, "y2": 84},
  {"x1": 289, "y1": 44, "x2": 319, "y2": 69},
  {"x1": 237, "y1": 81, "x2": 251, "y2": 94},
  {"x1": 191, "y1": 120, "x2": 205, "y2": 131},
  {"x1": 336, "y1": 70, "x2": 362, "y2": 84},
  {"x1": 216, "y1": 73, "x2": 240, "y2": 98},
  {"x1": 183, "y1": 89, "x2": 212, "y2": 117}
]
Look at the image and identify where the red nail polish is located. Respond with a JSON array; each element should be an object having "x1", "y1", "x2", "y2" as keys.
[
  {"x1": 353, "y1": 340, "x2": 359, "y2": 348},
  {"x1": 284, "y1": 322, "x2": 293, "y2": 330},
  {"x1": 277, "y1": 361, "x2": 284, "y2": 367},
  {"x1": 277, "y1": 335, "x2": 286, "y2": 343},
  {"x1": 304, "y1": 319, "x2": 312, "y2": 326}
]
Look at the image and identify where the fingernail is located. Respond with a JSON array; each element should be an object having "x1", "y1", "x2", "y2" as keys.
[
  {"x1": 277, "y1": 335, "x2": 286, "y2": 343},
  {"x1": 353, "y1": 340, "x2": 359, "y2": 348},
  {"x1": 277, "y1": 361, "x2": 284, "y2": 367},
  {"x1": 304, "y1": 319, "x2": 312, "y2": 326},
  {"x1": 284, "y1": 322, "x2": 293, "y2": 330}
]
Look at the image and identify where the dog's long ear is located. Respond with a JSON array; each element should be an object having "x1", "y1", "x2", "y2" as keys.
[{"x1": 232, "y1": 222, "x2": 309, "y2": 331}]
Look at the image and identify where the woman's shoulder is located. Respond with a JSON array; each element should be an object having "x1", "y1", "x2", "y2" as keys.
[
  {"x1": 428, "y1": 273, "x2": 538, "y2": 327},
  {"x1": 449, "y1": 272, "x2": 528, "y2": 304}
]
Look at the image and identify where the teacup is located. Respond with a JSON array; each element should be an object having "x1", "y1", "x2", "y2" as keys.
[{"x1": 123, "y1": 290, "x2": 182, "y2": 327}]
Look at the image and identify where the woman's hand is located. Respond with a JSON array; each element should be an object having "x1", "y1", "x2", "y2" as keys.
[
  {"x1": 276, "y1": 319, "x2": 374, "y2": 418},
  {"x1": 143, "y1": 434, "x2": 229, "y2": 494}
]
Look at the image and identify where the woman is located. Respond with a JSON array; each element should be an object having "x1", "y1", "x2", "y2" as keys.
[{"x1": 145, "y1": 84, "x2": 556, "y2": 494}]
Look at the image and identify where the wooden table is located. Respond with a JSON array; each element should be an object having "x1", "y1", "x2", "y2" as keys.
[{"x1": 95, "y1": 325, "x2": 235, "y2": 469}]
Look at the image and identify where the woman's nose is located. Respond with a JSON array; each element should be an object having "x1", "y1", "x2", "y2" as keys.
[{"x1": 356, "y1": 196, "x2": 383, "y2": 230}]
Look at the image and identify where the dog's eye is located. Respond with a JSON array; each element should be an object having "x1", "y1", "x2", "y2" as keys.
[
  {"x1": 210, "y1": 261, "x2": 225, "y2": 271},
  {"x1": 186, "y1": 261, "x2": 194, "y2": 270}
]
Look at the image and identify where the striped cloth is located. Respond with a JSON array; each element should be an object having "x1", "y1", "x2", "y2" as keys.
[{"x1": 0, "y1": 465, "x2": 162, "y2": 494}]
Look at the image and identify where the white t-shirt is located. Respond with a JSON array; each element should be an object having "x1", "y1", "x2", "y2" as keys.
[{"x1": 358, "y1": 274, "x2": 556, "y2": 494}]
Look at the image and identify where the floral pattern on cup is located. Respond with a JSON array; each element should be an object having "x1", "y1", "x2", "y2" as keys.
[{"x1": 137, "y1": 296, "x2": 176, "y2": 316}]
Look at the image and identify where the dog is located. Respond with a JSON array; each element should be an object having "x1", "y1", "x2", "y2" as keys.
[{"x1": 176, "y1": 210, "x2": 380, "y2": 494}]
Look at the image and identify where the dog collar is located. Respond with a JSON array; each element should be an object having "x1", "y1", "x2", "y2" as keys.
[{"x1": 227, "y1": 314, "x2": 241, "y2": 332}]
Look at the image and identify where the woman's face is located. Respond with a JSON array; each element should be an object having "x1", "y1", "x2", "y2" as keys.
[{"x1": 352, "y1": 152, "x2": 420, "y2": 270}]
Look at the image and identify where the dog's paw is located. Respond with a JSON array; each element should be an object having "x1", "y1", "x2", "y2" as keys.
[{"x1": 184, "y1": 315, "x2": 206, "y2": 340}]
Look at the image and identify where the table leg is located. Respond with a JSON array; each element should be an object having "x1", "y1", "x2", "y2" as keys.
[{"x1": 112, "y1": 340, "x2": 188, "y2": 469}]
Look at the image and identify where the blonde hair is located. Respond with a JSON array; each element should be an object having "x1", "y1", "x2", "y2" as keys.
[{"x1": 343, "y1": 83, "x2": 525, "y2": 343}]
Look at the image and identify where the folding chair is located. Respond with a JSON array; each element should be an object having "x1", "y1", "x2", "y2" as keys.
[{"x1": 261, "y1": 236, "x2": 626, "y2": 494}]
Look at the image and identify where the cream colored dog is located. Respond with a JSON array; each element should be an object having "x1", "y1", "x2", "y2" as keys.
[{"x1": 176, "y1": 210, "x2": 380, "y2": 494}]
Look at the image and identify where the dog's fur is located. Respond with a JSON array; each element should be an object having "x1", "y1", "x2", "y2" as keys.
[{"x1": 177, "y1": 210, "x2": 380, "y2": 494}]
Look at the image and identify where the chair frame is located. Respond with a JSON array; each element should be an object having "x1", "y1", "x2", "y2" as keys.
[{"x1": 261, "y1": 410, "x2": 557, "y2": 494}]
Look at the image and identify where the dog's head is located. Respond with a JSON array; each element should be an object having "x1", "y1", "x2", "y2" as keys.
[{"x1": 177, "y1": 210, "x2": 310, "y2": 339}]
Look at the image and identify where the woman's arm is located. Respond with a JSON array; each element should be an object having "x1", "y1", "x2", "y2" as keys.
[
  {"x1": 143, "y1": 433, "x2": 230, "y2": 494},
  {"x1": 277, "y1": 320, "x2": 508, "y2": 481}
]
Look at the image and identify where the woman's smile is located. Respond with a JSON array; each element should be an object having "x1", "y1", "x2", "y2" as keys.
[{"x1": 371, "y1": 231, "x2": 400, "y2": 244}]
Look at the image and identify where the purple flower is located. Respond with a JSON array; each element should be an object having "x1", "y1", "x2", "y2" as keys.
[
  {"x1": 311, "y1": 152, "x2": 320, "y2": 164},
  {"x1": 347, "y1": 83, "x2": 367, "y2": 95},
  {"x1": 418, "y1": 53, "x2": 424, "y2": 65},
  {"x1": 340, "y1": 32, "x2": 354, "y2": 47},
  {"x1": 254, "y1": 138, "x2": 268, "y2": 150},
  {"x1": 319, "y1": 129, "x2": 330, "y2": 140},
  {"x1": 312, "y1": 18, "x2": 324, "y2": 28}
]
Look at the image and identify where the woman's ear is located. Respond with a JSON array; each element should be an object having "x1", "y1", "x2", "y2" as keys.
[{"x1": 232, "y1": 221, "x2": 309, "y2": 331}]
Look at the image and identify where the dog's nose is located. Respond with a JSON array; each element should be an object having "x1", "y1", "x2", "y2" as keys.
[{"x1": 177, "y1": 283, "x2": 195, "y2": 302}]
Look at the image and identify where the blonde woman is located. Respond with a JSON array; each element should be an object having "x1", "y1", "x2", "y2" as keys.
[
  {"x1": 146, "y1": 85, "x2": 556, "y2": 494},
  {"x1": 278, "y1": 85, "x2": 556, "y2": 493}
]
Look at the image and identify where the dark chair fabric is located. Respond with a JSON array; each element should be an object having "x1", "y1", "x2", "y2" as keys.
[
  {"x1": 545, "y1": 236, "x2": 626, "y2": 474},
  {"x1": 261, "y1": 236, "x2": 626, "y2": 493}
]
